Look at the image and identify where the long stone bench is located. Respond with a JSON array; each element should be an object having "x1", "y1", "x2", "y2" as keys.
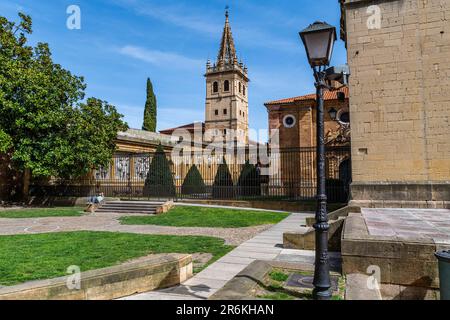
[{"x1": 0, "y1": 254, "x2": 192, "y2": 300}]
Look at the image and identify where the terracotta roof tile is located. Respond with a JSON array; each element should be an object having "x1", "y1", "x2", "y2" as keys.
[
  {"x1": 265, "y1": 86, "x2": 349, "y2": 106},
  {"x1": 159, "y1": 122, "x2": 205, "y2": 135}
]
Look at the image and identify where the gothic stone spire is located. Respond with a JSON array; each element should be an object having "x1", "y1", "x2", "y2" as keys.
[{"x1": 217, "y1": 10, "x2": 238, "y2": 67}]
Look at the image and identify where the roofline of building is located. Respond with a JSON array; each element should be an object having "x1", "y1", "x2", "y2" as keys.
[{"x1": 264, "y1": 86, "x2": 349, "y2": 107}]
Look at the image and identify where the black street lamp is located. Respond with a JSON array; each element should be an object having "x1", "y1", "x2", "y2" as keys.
[
  {"x1": 328, "y1": 107, "x2": 338, "y2": 121},
  {"x1": 299, "y1": 21, "x2": 337, "y2": 300}
]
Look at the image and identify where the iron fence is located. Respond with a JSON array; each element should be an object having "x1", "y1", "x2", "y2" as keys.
[{"x1": 30, "y1": 146, "x2": 351, "y2": 203}]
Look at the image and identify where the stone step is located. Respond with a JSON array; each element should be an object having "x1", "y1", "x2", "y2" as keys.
[
  {"x1": 98, "y1": 207, "x2": 156, "y2": 211},
  {"x1": 96, "y1": 201, "x2": 164, "y2": 214},
  {"x1": 104, "y1": 201, "x2": 164, "y2": 206},
  {"x1": 100, "y1": 205, "x2": 158, "y2": 211},
  {"x1": 96, "y1": 209, "x2": 156, "y2": 215}
]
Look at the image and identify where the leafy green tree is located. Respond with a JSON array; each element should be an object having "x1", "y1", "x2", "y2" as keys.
[
  {"x1": 0, "y1": 13, "x2": 128, "y2": 198},
  {"x1": 181, "y1": 165, "x2": 206, "y2": 195},
  {"x1": 237, "y1": 161, "x2": 261, "y2": 197},
  {"x1": 142, "y1": 78, "x2": 157, "y2": 132},
  {"x1": 144, "y1": 144, "x2": 176, "y2": 197},
  {"x1": 212, "y1": 158, "x2": 234, "y2": 199}
]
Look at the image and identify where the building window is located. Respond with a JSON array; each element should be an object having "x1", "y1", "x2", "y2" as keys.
[
  {"x1": 224, "y1": 80, "x2": 230, "y2": 92},
  {"x1": 223, "y1": 109, "x2": 228, "y2": 115},
  {"x1": 224, "y1": 129, "x2": 227, "y2": 134},
  {"x1": 283, "y1": 114, "x2": 296, "y2": 128},
  {"x1": 213, "y1": 81, "x2": 219, "y2": 93},
  {"x1": 239, "y1": 110, "x2": 242, "y2": 116},
  {"x1": 337, "y1": 107, "x2": 350, "y2": 125},
  {"x1": 243, "y1": 85, "x2": 246, "y2": 96},
  {"x1": 243, "y1": 112, "x2": 245, "y2": 118},
  {"x1": 215, "y1": 109, "x2": 219, "y2": 116},
  {"x1": 239, "y1": 82, "x2": 242, "y2": 93}
]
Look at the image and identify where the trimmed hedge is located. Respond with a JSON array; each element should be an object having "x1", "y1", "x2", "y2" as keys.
[
  {"x1": 144, "y1": 144, "x2": 176, "y2": 197},
  {"x1": 181, "y1": 165, "x2": 206, "y2": 195},
  {"x1": 237, "y1": 161, "x2": 261, "y2": 197},
  {"x1": 212, "y1": 158, "x2": 234, "y2": 199}
]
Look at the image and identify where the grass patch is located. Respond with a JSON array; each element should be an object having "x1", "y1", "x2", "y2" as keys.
[
  {"x1": 0, "y1": 207, "x2": 85, "y2": 219},
  {"x1": 120, "y1": 206, "x2": 289, "y2": 228},
  {"x1": 269, "y1": 270, "x2": 289, "y2": 282},
  {"x1": 258, "y1": 292, "x2": 296, "y2": 300},
  {"x1": 0, "y1": 231, "x2": 233, "y2": 286},
  {"x1": 256, "y1": 268, "x2": 344, "y2": 300}
]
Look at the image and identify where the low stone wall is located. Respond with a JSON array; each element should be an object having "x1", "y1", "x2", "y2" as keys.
[
  {"x1": 180, "y1": 199, "x2": 345, "y2": 212},
  {"x1": 342, "y1": 212, "x2": 449, "y2": 292},
  {"x1": 27, "y1": 196, "x2": 121, "y2": 207},
  {"x1": 283, "y1": 206, "x2": 360, "y2": 251},
  {"x1": 156, "y1": 201, "x2": 174, "y2": 215},
  {"x1": 283, "y1": 218, "x2": 345, "y2": 252},
  {"x1": 209, "y1": 260, "x2": 315, "y2": 300},
  {"x1": 305, "y1": 205, "x2": 361, "y2": 227},
  {"x1": 0, "y1": 254, "x2": 192, "y2": 300},
  {"x1": 350, "y1": 182, "x2": 450, "y2": 209}
]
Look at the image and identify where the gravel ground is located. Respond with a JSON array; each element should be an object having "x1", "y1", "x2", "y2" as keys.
[{"x1": 0, "y1": 211, "x2": 275, "y2": 245}]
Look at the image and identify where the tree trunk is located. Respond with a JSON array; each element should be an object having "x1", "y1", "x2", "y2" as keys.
[{"x1": 22, "y1": 168, "x2": 31, "y2": 201}]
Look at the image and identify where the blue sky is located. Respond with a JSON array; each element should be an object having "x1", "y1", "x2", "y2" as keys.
[{"x1": 0, "y1": 0, "x2": 347, "y2": 132}]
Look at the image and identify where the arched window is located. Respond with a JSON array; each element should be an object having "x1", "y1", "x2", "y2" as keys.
[
  {"x1": 337, "y1": 107, "x2": 350, "y2": 125},
  {"x1": 213, "y1": 81, "x2": 219, "y2": 93},
  {"x1": 224, "y1": 80, "x2": 230, "y2": 92}
]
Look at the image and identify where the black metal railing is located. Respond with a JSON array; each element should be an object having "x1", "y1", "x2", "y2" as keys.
[{"x1": 30, "y1": 146, "x2": 351, "y2": 203}]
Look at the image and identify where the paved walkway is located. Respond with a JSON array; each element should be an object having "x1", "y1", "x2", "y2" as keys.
[{"x1": 120, "y1": 212, "x2": 328, "y2": 300}]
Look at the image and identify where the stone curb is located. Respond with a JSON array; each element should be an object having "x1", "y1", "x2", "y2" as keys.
[{"x1": 0, "y1": 254, "x2": 192, "y2": 300}]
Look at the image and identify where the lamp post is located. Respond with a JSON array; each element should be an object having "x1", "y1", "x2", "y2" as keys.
[{"x1": 299, "y1": 21, "x2": 337, "y2": 300}]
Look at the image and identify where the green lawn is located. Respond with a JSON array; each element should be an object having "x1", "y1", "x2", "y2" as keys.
[
  {"x1": 0, "y1": 231, "x2": 233, "y2": 286},
  {"x1": 120, "y1": 206, "x2": 290, "y2": 228},
  {"x1": 0, "y1": 207, "x2": 85, "y2": 218}
]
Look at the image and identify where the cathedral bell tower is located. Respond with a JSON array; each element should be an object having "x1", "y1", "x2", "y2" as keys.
[{"x1": 205, "y1": 10, "x2": 249, "y2": 144}]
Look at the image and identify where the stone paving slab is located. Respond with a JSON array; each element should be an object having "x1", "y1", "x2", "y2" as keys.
[
  {"x1": 362, "y1": 208, "x2": 450, "y2": 244},
  {"x1": 182, "y1": 277, "x2": 228, "y2": 289},
  {"x1": 123, "y1": 292, "x2": 202, "y2": 300}
]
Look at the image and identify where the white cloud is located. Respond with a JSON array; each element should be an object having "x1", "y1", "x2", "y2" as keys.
[
  {"x1": 111, "y1": 0, "x2": 298, "y2": 53},
  {"x1": 118, "y1": 45, "x2": 203, "y2": 69},
  {"x1": 111, "y1": 0, "x2": 220, "y2": 34}
]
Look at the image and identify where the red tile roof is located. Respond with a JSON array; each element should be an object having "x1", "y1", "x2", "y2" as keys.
[
  {"x1": 159, "y1": 122, "x2": 205, "y2": 135},
  {"x1": 264, "y1": 86, "x2": 349, "y2": 106}
]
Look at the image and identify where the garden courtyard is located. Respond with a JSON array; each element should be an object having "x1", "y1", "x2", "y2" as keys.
[{"x1": 0, "y1": 204, "x2": 313, "y2": 296}]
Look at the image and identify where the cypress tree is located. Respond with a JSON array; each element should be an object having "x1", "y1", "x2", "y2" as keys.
[
  {"x1": 142, "y1": 78, "x2": 157, "y2": 132},
  {"x1": 212, "y1": 158, "x2": 234, "y2": 199},
  {"x1": 181, "y1": 165, "x2": 206, "y2": 195},
  {"x1": 237, "y1": 161, "x2": 261, "y2": 197},
  {"x1": 144, "y1": 144, "x2": 175, "y2": 197}
]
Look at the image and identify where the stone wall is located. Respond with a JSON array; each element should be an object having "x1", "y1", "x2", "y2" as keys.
[
  {"x1": 344, "y1": 0, "x2": 450, "y2": 204},
  {"x1": 341, "y1": 212, "x2": 449, "y2": 291}
]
